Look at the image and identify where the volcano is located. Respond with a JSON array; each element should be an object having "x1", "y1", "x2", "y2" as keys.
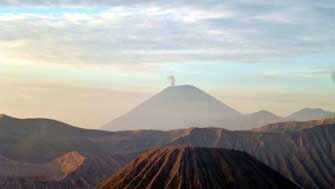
[
  {"x1": 98, "y1": 146, "x2": 300, "y2": 189},
  {"x1": 102, "y1": 85, "x2": 240, "y2": 131}
]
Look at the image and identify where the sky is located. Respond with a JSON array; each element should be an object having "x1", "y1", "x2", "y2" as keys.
[{"x1": 0, "y1": 0, "x2": 334, "y2": 129}]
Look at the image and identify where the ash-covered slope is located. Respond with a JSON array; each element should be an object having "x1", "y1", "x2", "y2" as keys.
[
  {"x1": 98, "y1": 147, "x2": 300, "y2": 189},
  {"x1": 102, "y1": 85, "x2": 241, "y2": 131}
]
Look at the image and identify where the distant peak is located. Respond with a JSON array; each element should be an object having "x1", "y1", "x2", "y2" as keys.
[
  {"x1": 0, "y1": 114, "x2": 13, "y2": 119},
  {"x1": 287, "y1": 107, "x2": 334, "y2": 121},
  {"x1": 253, "y1": 110, "x2": 278, "y2": 116},
  {"x1": 175, "y1": 84, "x2": 197, "y2": 88},
  {"x1": 103, "y1": 83, "x2": 241, "y2": 131},
  {"x1": 293, "y1": 108, "x2": 333, "y2": 115},
  {"x1": 166, "y1": 84, "x2": 199, "y2": 90}
]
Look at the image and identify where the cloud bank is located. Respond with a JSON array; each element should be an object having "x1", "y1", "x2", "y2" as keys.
[{"x1": 0, "y1": 0, "x2": 334, "y2": 70}]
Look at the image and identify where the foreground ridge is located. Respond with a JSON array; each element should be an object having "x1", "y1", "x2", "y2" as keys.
[{"x1": 98, "y1": 146, "x2": 300, "y2": 189}]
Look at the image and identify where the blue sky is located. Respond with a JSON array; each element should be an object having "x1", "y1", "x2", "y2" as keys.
[{"x1": 0, "y1": 0, "x2": 334, "y2": 128}]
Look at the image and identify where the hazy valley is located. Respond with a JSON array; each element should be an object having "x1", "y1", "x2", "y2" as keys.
[{"x1": 0, "y1": 86, "x2": 334, "y2": 188}]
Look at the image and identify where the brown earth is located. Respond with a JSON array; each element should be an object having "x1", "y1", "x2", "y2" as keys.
[{"x1": 1, "y1": 114, "x2": 335, "y2": 188}]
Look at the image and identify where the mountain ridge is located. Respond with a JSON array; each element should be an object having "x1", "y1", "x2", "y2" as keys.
[{"x1": 253, "y1": 118, "x2": 335, "y2": 133}]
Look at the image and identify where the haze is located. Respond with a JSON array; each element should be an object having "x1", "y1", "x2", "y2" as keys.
[{"x1": 0, "y1": 0, "x2": 334, "y2": 128}]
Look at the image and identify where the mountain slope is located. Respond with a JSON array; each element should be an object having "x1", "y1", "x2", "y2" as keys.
[
  {"x1": 0, "y1": 114, "x2": 113, "y2": 162},
  {"x1": 1, "y1": 114, "x2": 334, "y2": 188},
  {"x1": 0, "y1": 114, "x2": 109, "y2": 139},
  {"x1": 98, "y1": 147, "x2": 300, "y2": 189},
  {"x1": 102, "y1": 85, "x2": 241, "y2": 131},
  {"x1": 287, "y1": 108, "x2": 334, "y2": 121}
]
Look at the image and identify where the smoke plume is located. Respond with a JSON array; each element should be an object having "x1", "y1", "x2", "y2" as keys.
[{"x1": 168, "y1": 76, "x2": 176, "y2": 87}]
